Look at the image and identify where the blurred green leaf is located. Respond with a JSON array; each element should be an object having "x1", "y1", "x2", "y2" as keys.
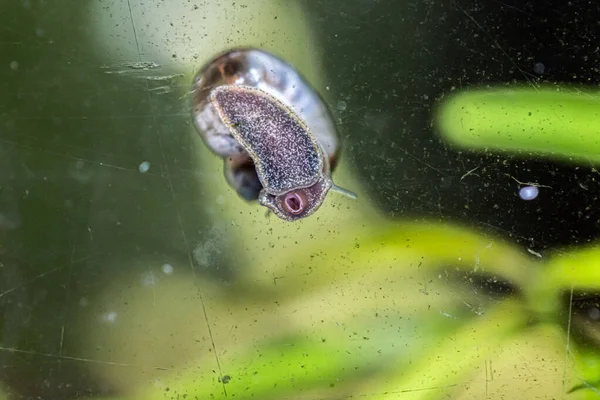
[
  {"x1": 127, "y1": 217, "x2": 537, "y2": 399},
  {"x1": 545, "y1": 246, "x2": 600, "y2": 290},
  {"x1": 525, "y1": 246, "x2": 600, "y2": 316},
  {"x1": 567, "y1": 346, "x2": 600, "y2": 399},
  {"x1": 136, "y1": 302, "x2": 484, "y2": 399},
  {"x1": 369, "y1": 300, "x2": 526, "y2": 400},
  {"x1": 436, "y1": 87, "x2": 600, "y2": 164}
]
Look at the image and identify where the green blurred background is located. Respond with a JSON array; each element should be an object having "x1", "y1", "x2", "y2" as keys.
[{"x1": 1, "y1": 0, "x2": 600, "y2": 399}]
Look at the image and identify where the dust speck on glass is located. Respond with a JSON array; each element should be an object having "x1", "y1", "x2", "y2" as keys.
[
  {"x1": 138, "y1": 161, "x2": 150, "y2": 173},
  {"x1": 518, "y1": 185, "x2": 539, "y2": 201},
  {"x1": 1, "y1": 0, "x2": 600, "y2": 399}
]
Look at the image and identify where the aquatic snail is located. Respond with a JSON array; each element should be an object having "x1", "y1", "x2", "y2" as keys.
[{"x1": 191, "y1": 48, "x2": 355, "y2": 222}]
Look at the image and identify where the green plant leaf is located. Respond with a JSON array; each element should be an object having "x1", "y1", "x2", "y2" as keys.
[
  {"x1": 365, "y1": 299, "x2": 527, "y2": 400},
  {"x1": 435, "y1": 87, "x2": 600, "y2": 164},
  {"x1": 545, "y1": 246, "x2": 600, "y2": 291}
]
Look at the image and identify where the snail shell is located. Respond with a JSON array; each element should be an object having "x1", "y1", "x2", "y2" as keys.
[{"x1": 191, "y1": 48, "x2": 343, "y2": 221}]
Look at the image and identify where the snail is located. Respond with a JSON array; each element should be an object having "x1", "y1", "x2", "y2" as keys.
[{"x1": 191, "y1": 48, "x2": 354, "y2": 222}]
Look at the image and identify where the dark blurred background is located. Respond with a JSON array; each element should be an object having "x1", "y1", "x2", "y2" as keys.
[
  {"x1": 0, "y1": 1, "x2": 209, "y2": 397},
  {"x1": 303, "y1": 0, "x2": 600, "y2": 251}
]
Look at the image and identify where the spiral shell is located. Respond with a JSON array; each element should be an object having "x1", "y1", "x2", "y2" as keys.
[{"x1": 191, "y1": 48, "x2": 344, "y2": 221}]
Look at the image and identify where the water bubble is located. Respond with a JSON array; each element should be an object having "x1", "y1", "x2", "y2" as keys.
[
  {"x1": 589, "y1": 307, "x2": 600, "y2": 321},
  {"x1": 69, "y1": 159, "x2": 93, "y2": 183},
  {"x1": 519, "y1": 185, "x2": 539, "y2": 201},
  {"x1": 141, "y1": 271, "x2": 157, "y2": 287},
  {"x1": 79, "y1": 297, "x2": 89, "y2": 307},
  {"x1": 9, "y1": 61, "x2": 19, "y2": 71},
  {"x1": 336, "y1": 100, "x2": 347, "y2": 111},
  {"x1": 161, "y1": 263, "x2": 173, "y2": 275},
  {"x1": 533, "y1": 62, "x2": 545, "y2": 75},
  {"x1": 102, "y1": 311, "x2": 117, "y2": 323},
  {"x1": 138, "y1": 161, "x2": 150, "y2": 173},
  {"x1": 246, "y1": 67, "x2": 262, "y2": 86}
]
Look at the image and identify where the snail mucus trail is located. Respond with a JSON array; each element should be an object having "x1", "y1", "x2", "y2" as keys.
[{"x1": 191, "y1": 48, "x2": 354, "y2": 222}]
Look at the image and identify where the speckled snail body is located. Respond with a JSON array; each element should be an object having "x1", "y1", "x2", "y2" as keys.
[{"x1": 191, "y1": 48, "x2": 353, "y2": 221}]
